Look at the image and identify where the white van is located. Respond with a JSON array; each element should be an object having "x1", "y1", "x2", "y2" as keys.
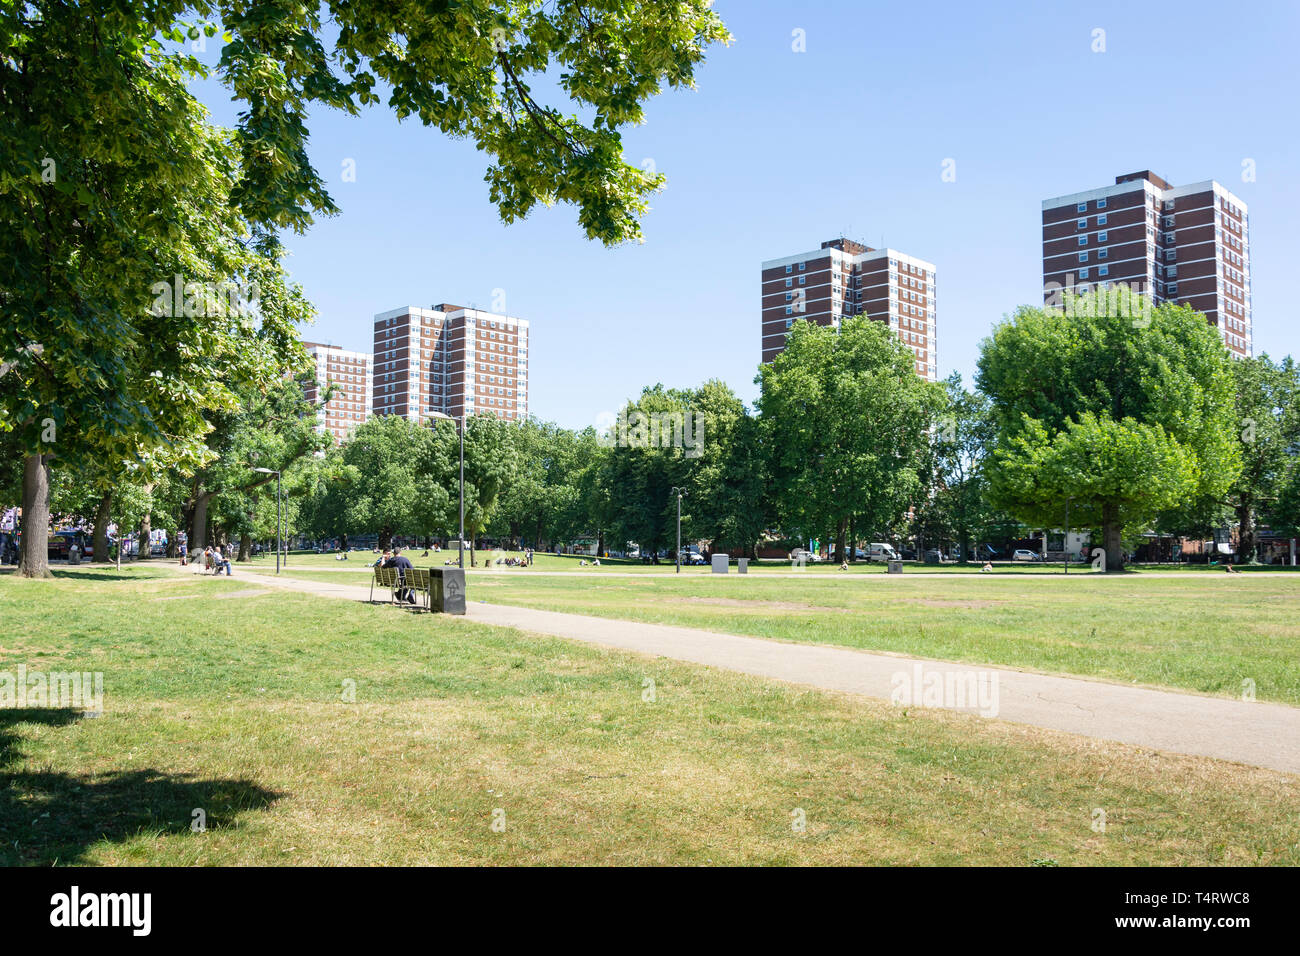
[{"x1": 867, "y1": 543, "x2": 899, "y2": 562}]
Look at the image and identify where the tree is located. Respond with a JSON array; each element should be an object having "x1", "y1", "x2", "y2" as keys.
[
  {"x1": 1226, "y1": 355, "x2": 1299, "y2": 561},
  {"x1": 977, "y1": 292, "x2": 1240, "y2": 571},
  {"x1": 565, "y1": 431, "x2": 613, "y2": 554},
  {"x1": 601, "y1": 385, "x2": 696, "y2": 561},
  {"x1": 441, "y1": 414, "x2": 514, "y2": 566},
  {"x1": 316, "y1": 416, "x2": 446, "y2": 552},
  {"x1": 758, "y1": 318, "x2": 942, "y2": 561},
  {"x1": 216, "y1": 0, "x2": 730, "y2": 245},
  {"x1": 1, "y1": 5, "x2": 308, "y2": 576},
  {"x1": 682, "y1": 381, "x2": 767, "y2": 557},
  {"x1": 913, "y1": 375, "x2": 997, "y2": 563},
  {"x1": 493, "y1": 418, "x2": 581, "y2": 549},
  {"x1": 189, "y1": 374, "x2": 330, "y2": 557}
]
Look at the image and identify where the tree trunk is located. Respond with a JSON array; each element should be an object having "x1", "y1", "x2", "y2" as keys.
[
  {"x1": 378, "y1": 526, "x2": 392, "y2": 552},
  {"x1": 93, "y1": 492, "x2": 113, "y2": 563},
  {"x1": 189, "y1": 492, "x2": 212, "y2": 551},
  {"x1": 1237, "y1": 500, "x2": 1256, "y2": 563},
  {"x1": 1101, "y1": 502, "x2": 1123, "y2": 572},
  {"x1": 238, "y1": 532, "x2": 252, "y2": 562},
  {"x1": 597, "y1": 529, "x2": 605, "y2": 558},
  {"x1": 138, "y1": 512, "x2": 152, "y2": 560},
  {"x1": 164, "y1": 527, "x2": 178, "y2": 559},
  {"x1": 18, "y1": 454, "x2": 53, "y2": 578},
  {"x1": 848, "y1": 516, "x2": 857, "y2": 562},
  {"x1": 835, "y1": 517, "x2": 847, "y2": 566}
]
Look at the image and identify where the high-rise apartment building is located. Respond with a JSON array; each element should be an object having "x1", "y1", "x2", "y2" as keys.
[
  {"x1": 760, "y1": 238, "x2": 938, "y2": 381},
  {"x1": 372, "y1": 304, "x2": 530, "y2": 424},
  {"x1": 1043, "y1": 171, "x2": 1251, "y2": 356},
  {"x1": 302, "y1": 342, "x2": 372, "y2": 443}
]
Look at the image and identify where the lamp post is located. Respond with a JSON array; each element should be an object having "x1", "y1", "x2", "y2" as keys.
[
  {"x1": 431, "y1": 411, "x2": 466, "y2": 570},
  {"x1": 252, "y1": 467, "x2": 281, "y2": 574},
  {"x1": 1064, "y1": 497, "x2": 1072, "y2": 575},
  {"x1": 671, "y1": 486, "x2": 686, "y2": 574}
]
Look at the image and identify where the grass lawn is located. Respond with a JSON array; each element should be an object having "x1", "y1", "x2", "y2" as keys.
[
  {"x1": 235, "y1": 558, "x2": 1300, "y2": 704},
  {"x1": 454, "y1": 573, "x2": 1300, "y2": 706},
  {"x1": 0, "y1": 566, "x2": 1297, "y2": 866}
]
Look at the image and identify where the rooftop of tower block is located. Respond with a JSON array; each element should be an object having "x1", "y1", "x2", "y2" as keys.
[
  {"x1": 1115, "y1": 170, "x2": 1173, "y2": 191},
  {"x1": 821, "y1": 238, "x2": 873, "y2": 255}
]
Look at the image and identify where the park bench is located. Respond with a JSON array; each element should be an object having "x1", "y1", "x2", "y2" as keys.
[
  {"x1": 370, "y1": 565, "x2": 400, "y2": 604},
  {"x1": 370, "y1": 566, "x2": 434, "y2": 611},
  {"x1": 405, "y1": 568, "x2": 433, "y2": 612}
]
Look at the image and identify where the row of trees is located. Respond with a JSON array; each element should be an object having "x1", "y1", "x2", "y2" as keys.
[
  {"x1": 8, "y1": 295, "x2": 1298, "y2": 573},
  {"x1": 181, "y1": 297, "x2": 1300, "y2": 572}
]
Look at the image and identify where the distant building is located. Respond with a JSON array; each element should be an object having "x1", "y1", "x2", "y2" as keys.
[
  {"x1": 372, "y1": 304, "x2": 529, "y2": 424},
  {"x1": 1042, "y1": 171, "x2": 1251, "y2": 357},
  {"x1": 303, "y1": 342, "x2": 372, "y2": 443},
  {"x1": 761, "y1": 238, "x2": 938, "y2": 381}
]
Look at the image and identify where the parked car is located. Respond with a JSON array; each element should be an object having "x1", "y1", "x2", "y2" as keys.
[
  {"x1": 971, "y1": 544, "x2": 1000, "y2": 561},
  {"x1": 789, "y1": 548, "x2": 824, "y2": 564},
  {"x1": 1012, "y1": 549, "x2": 1042, "y2": 562},
  {"x1": 924, "y1": 548, "x2": 946, "y2": 563}
]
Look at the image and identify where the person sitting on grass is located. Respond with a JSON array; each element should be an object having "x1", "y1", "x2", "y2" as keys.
[
  {"x1": 1225, "y1": 561, "x2": 1240, "y2": 574},
  {"x1": 579, "y1": 559, "x2": 588, "y2": 567},
  {"x1": 839, "y1": 560, "x2": 849, "y2": 571},
  {"x1": 980, "y1": 562, "x2": 994, "y2": 573}
]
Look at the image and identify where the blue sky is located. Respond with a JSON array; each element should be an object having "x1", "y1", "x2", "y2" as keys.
[{"x1": 195, "y1": 0, "x2": 1300, "y2": 430}]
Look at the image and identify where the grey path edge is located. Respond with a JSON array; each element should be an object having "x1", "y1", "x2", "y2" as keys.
[{"x1": 202, "y1": 566, "x2": 1300, "y2": 776}]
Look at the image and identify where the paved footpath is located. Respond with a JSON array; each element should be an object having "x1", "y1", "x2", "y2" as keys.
[{"x1": 200, "y1": 566, "x2": 1300, "y2": 775}]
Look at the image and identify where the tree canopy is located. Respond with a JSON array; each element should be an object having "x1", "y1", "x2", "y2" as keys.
[{"x1": 977, "y1": 292, "x2": 1240, "y2": 570}]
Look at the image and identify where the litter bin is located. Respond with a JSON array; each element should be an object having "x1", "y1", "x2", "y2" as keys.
[
  {"x1": 887, "y1": 559, "x2": 903, "y2": 574},
  {"x1": 68, "y1": 544, "x2": 81, "y2": 565},
  {"x1": 711, "y1": 553, "x2": 729, "y2": 574},
  {"x1": 737, "y1": 558, "x2": 749, "y2": 574},
  {"x1": 430, "y1": 567, "x2": 467, "y2": 614}
]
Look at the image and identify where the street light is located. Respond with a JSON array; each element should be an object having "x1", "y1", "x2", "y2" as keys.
[
  {"x1": 252, "y1": 467, "x2": 282, "y2": 575},
  {"x1": 1063, "y1": 497, "x2": 1073, "y2": 575},
  {"x1": 671, "y1": 486, "x2": 687, "y2": 574},
  {"x1": 430, "y1": 411, "x2": 465, "y2": 570}
]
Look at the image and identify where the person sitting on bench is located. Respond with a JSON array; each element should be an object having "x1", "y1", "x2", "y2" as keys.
[{"x1": 388, "y1": 548, "x2": 415, "y2": 603}]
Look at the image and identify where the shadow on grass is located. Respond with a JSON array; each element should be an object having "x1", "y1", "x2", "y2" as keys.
[
  {"x1": 0, "y1": 709, "x2": 281, "y2": 865},
  {"x1": 54, "y1": 569, "x2": 165, "y2": 582}
]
